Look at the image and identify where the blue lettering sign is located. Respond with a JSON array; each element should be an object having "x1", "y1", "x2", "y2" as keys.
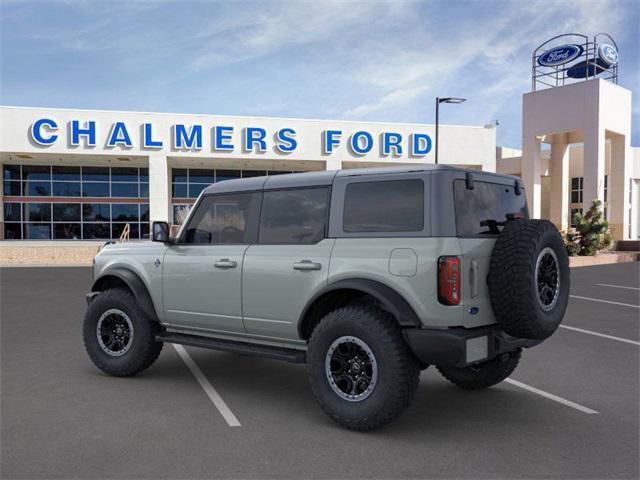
[
  {"x1": 244, "y1": 127, "x2": 267, "y2": 152},
  {"x1": 323, "y1": 130, "x2": 342, "y2": 154},
  {"x1": 214, "y1": 126, "x2": 234, "y2": 151},
  {"x1": 30, "y1": 118, "x2": 58, "y2": 145},
  {"x1": 173, "y1": 124, "x2": 202, "y2": 150},
  {"x1": 275, "y1": 128, "x2": 297, "y2": 153},
  {"x1": 107, "y1": 122, "x2": 132, "y2": 148},
  {"x1": 350, "y1": 131, "x2": 373, "y2": 155},
  {"x1": 143, "y1": 123, "x2": 163, "y2": 148},
  {"x1": 71, "y1": 120, "x2": 96, "y2": 147},
  {"x1": 382, "y1": 132, "x2": 403, "y2": 155},
  {"x1": 412, "y1": 133, "x2": 432, "y2": 156}
]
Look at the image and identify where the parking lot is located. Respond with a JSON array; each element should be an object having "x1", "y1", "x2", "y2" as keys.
[{"x1": 1, "y1": 263, "x2": 638, "y2": 479}]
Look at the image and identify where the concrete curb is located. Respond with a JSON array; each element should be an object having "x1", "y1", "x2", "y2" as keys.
[
  {"x1": 569, "y1": 252, "x2": 639, "y2": 268},
  {"x1": 0, "y1": 263, "x2": 92, "y2": 268}
]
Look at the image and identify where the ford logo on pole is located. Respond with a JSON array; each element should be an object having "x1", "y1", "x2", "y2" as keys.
[
  {"x1": 538, "y1": 44, "x2": 583, "y2": 67},
  {"x1": 598, "y1": 44, "x2": 618, "y2": 66}
]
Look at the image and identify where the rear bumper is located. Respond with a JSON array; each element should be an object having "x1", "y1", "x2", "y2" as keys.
[{"x1": 402, "y1": 325, "x2": 542, "y2": 368}]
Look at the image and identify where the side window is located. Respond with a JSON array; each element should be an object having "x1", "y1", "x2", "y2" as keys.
[
  {"x1": 182, "y1": 192, "x2": 259, "y2": 244},
  {"x1": 259, "y1": 188, "x2": 329, "y2": 244},
  {"x1": 343, "y1": 179, "x2": 424, "y2": 233},
  {"x1": 453, "y1": 180, "x2": 528, "y2": 236}
]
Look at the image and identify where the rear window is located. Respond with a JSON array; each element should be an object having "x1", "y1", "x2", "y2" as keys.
[
  {"x1": 454, "y1": 179, "x2": 528, "y2": 236},
  {"x1": 343, "y1": 179, "x2": 424, "y2": 233}
]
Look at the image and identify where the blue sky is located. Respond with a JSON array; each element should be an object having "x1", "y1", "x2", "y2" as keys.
[{"x1": 1, "y1": 0, "x2": 638, "y2": 148}]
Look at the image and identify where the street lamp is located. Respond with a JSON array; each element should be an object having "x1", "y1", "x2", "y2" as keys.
[{"x1": 435, "y1": 97, "x2": 466, "y2": 164}]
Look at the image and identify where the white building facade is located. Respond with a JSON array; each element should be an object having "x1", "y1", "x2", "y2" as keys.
[{"x1": 0, "y1": 106, "x2": 496, "y2": 241}]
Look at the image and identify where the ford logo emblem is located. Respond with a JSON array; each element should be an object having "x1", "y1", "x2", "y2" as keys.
[
  {"x1": 598, "y1": 43, "x2": 618, "y2": 66},
  {"x1": 538, "y1": 44, "x2": 583, "y2": 67}
]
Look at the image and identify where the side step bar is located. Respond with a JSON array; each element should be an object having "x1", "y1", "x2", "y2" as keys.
[{"x1": 156, "y1": 332, "x2": 307, "y2": 364}]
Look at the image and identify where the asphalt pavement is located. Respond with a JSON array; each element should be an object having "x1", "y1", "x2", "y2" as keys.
[{"x1": 1, "y1": 263, "x2": 638, "y2": 479}]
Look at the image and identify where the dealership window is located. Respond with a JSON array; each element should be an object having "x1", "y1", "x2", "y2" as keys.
[
  {"x1": 3, "y1": 201, "x2": 149, "y2": 240},
  {"x1": 2, "y1": 164, "x2": 149, "y2": 240},
  {"x1": 570, "y1": 177, "x2": 583, "y2": 203},
  {"x1": 171, "y1": 168, "x2": 295, "y2": 225}
]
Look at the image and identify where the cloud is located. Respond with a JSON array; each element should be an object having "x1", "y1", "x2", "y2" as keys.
[{"x1": 338, "y1": 0, "x2": 629, "y2": 120}]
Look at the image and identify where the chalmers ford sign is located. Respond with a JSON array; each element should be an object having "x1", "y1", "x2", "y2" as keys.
[{"x1": 29, "y1": 118, "x2": 434, "y2": 157}]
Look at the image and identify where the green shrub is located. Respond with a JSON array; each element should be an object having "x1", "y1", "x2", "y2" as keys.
[{"x1": 564, "y1": 199, "x2": 613, "y2": 256}]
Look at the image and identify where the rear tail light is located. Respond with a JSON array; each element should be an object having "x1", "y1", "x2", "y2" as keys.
[{"x1": 438, "y1": 256, "x2": 461, "y2": 306}]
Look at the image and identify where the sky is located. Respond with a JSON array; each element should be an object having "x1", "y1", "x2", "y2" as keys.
[{"x1": 1, "y1": 0, "x2": 638, "y2": 149}]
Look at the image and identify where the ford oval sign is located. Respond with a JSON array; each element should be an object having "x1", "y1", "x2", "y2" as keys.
[
  {"x1": 538, "y1": 44, "x2": 583, "y2": 67},
  {"x1": 598, "y1": 43, "x2": 618, "y2": 66}
]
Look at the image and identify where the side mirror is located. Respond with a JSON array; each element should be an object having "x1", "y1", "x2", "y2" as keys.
[{"x1": 152, "y1": 221, "x2": 171, "y2": 243}]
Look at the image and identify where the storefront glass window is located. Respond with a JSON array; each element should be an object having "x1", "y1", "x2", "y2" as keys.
[{"x1": 2, "y1": 163, "x2": 151, "y2": 240}]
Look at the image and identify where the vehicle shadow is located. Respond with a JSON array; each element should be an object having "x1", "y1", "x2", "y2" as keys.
[{"x1": 156, "y1": 347, "x2": 564, "y2": 437}]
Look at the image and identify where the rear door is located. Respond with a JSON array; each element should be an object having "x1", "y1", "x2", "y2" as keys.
[
  {"x1": 453, "y1": 177, "x2": 528, "y2": 327},
  {"x1": 242, "y1": 187, "x2": 333, "y2": 341}
]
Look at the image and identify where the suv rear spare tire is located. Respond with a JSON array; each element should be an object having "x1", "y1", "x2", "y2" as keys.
[{"x1": 488, "y1": 219, "x2": 570, "y2": 340}]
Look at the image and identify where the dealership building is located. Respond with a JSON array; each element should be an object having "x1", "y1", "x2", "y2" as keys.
[{"x1": 0, "y1": 33, "x2": 638, "y2": 246}]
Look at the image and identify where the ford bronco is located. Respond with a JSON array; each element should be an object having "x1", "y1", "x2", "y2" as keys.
[{"x1": 84, "y1": 166, "x2": 569, "y2": 430}]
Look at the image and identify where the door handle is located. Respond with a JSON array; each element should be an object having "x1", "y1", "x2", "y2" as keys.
[
  {"x1": 470, "y1": 260, "x2": 478, "y2": 298},
  {"x1": 293, "y1": 260, "x2": 322, "y2": 271},
  {"x1": 214, "y1": 259, "x2": 237, "y2": 269}
]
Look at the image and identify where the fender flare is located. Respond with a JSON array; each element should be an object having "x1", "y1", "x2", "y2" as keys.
[
  {"x1": 92, "y1": 267, "x2": 159, "y2": 321},
  {"x1": 298, "y1": 278, "x2": 422, "y2": 337}
]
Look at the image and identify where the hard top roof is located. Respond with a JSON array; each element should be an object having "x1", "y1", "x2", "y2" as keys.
[{"x1": 202, "y1": 165, "x2": 517, "y2": 195}]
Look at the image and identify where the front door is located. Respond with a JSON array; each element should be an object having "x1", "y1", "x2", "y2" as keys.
[
  {"x1": 242, "y1": 187, "x2": 332, "y2": 341},
  {"x1": 162, "y1": 191, "x2": 261, "y2": 334}
]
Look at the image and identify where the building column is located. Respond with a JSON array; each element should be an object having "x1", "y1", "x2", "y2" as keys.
[
  {"x1": 582, "y1": 126, "x2": 605, "y2": 213},
  {"x1": 609, "y1": 134, "x2": 631, "y2": 240},
  {"x1": 522, "y1": 134, "x2": 543, "y2": 218},
  {"x1": 148, "y1": 153, "x2": 171, "y2": 223},
  {"x1": 325, "y1": 159, "x2": 342, "y2": 171},
  {"x1": 549, "y1": 134, "x2": 570, "y2": 231}
]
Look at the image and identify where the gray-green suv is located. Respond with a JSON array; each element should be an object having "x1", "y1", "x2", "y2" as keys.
[{"x1": 83, "y1": 166, "x2": 570, "y2": 430}]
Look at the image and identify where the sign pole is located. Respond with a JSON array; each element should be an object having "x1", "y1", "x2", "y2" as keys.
[{"x1": 435, "y1": 97, "x2": 439, "y2": 165}]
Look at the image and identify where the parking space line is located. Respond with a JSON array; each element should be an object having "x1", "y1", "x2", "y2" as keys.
[
  {"x1": 595, "y1": 283, "x2": 640, "y2": 291},
  {"x1": 560, "y1": 324, "x2": 640, "y2": 346},
  {"x1": 505, "y1": 378, "x2": 599, "y2": 415},
  {"x1": 570, "y1": 295, "x2": 640, "y2": 309},
  {"x1": 173, "y1": 344, "x2": 241, "y2": 427}
]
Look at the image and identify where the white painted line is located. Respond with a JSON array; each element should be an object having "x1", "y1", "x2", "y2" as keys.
[
  {"x1": 570, "y1": 294, "x2": 640, "y2": 309},
  {"x1": 173, "y1": 344, "x2": 241, "y2": 427},
  {"x1": 505, "y1": 378, "x2": 599, "y2": 415},
  {"x1": 560, "y1": 324, "x2": 640, "y2": 346},
  {"x1": 596, "y1": 283, "x2": 640, "y2": 291}
]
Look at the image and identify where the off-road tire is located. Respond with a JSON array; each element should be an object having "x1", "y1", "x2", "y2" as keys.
[
  {"x1": 83, "y1": 288, "x2": 163, "y2": 376},
  {"x1": 437, "y1": 349, "x2": 521, "y2": 390},
  {"x1": 307, "y1": 305, "x2": 420, "y2": 431},
  {"x1": 488, "y1": 219, "x2": 570, "y2": 340}
]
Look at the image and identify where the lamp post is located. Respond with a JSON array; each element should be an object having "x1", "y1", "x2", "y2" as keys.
[{"x1": 435, "y1": 97, "x2": 466, "y2": 164}]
